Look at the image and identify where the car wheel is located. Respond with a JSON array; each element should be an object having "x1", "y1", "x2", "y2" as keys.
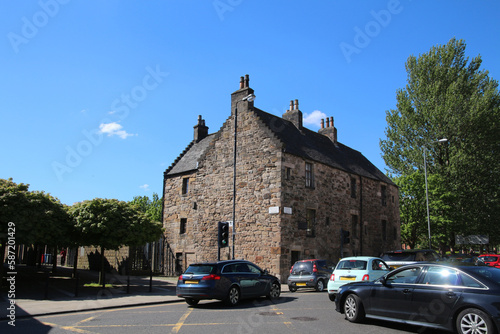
[
  {"x1": 456, "y1": 308, "x2": 493, "y2": 334},
  {"x1": 315, "y1": 280, "x2": 325, "y2": 292},
  {"x1": 267, "y1": 281, "x2": 281, "y2": 299},
  {"x1": 185, "y1": 298, "x2": 199, "y2": 306},
  {"x1": 225, "y1": 286, "x2": 240, "y2": 306},
  {"x1": 344, "y1": 294, "x2": 365, "y2": 323},
  {"x1": 289, "y1": 286, "x2": 297, "y2": 292},
  {"x1": 328, "y1": 293, "x2": 336, "y2": 302}
]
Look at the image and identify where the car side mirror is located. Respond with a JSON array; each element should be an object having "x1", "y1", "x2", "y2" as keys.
[
  {"x1": 263, "y1": 269, "x2": 269, "y2": 275},
  {"x1": 379, "y1": 276, "x2": 388, "y2": 286}
]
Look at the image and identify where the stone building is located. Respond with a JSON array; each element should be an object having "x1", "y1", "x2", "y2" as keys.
[{"x1": 162, "y1": 75, "x2": 400, "y2": 280}]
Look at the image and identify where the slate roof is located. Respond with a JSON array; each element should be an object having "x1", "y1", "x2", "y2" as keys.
[
  {"x1": 164, "y1": 134, "x2": 214, "y2": 177},
  {"x1": 165, "y1": 107, "x2": 394, "y2": 185}
]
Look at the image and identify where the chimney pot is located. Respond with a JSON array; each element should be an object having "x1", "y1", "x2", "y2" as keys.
[
  {"x1": 330, "y1": 116, "x2": 334, "y2": 127},
  {"x1": 244, "y1": 74, "x2": 249, "y2": 88},
  {"x1": 326, "y1": 117, "x2": 330, "y2": 128},
  {"x1": 294, "y1": 99, "x2": 299, "y2": 110},
  {"x1": 239, "y1": 76, "x2": 244, "y2": 89},
  {"x1": 321, "y1": 119, "x2": 325, "y2": 129}
]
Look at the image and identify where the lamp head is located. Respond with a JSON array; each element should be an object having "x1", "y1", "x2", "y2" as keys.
[{"x1": 242, "y1": 94, "x2": 255, "y2": 102}]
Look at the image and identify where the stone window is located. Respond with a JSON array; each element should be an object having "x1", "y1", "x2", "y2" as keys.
[
  {"x1": 180, "y1": 218, "x2": 187, "y2": 234},
  {"x1": 182, "y1": 178, "x2": 189, "y2": 195},
  {"x1": 381, "y1": 220, "x2": 387, "y2": 241},
  {"x1": 305, "y1": 162, "x2": 314, "y2": 188},
  {"x1": 306, "y1": 209, "x2": 316, "y2": 237},
  {"x1": 285, "y1": 167, "x2": 291, "y2": 180},
  {"x1": 350, "y1": 177, "x2": 357, "y2": 198},
  {"x1": 381, "y1": 185, "x2": 387, "y2": 206},
  {"x1": 351, "y1": 215, "x2": 358, "y2": 238}
]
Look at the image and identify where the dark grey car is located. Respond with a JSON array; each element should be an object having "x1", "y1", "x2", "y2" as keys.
[
  {"x1": 176, "y1": 259, "x2": 281, "y2": 306},
  {"x1": 287, "y1": 259, "x2": 332, "y2": 292}
]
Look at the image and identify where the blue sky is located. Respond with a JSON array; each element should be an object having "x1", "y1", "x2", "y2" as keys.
[{"x1": 1, "y1": 1, "x2": 499, "y2": 205}]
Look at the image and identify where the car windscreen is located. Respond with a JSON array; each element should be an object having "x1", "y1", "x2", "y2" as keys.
[
  {"x1": 291, "y1": 262, "x2": 313, "y2": 275},
  {"x1": 480, "y1": 256, "x2": 499, "y2": 262},
  {"x1": 381, "y1": 253, "x2": 416, "y2": 261},
  {"x1": 466, "y1": 267, "x2": 500, "y2": 285},
  {"x1": 336, "y1": 260, "x2": 367, "y2": 270},
  {"x1": 184, "y1": 265, "x2": 217, "y2": 275}
]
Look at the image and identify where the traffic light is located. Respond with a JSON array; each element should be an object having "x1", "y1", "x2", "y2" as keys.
[
  {"x1": 218, "y1": 222, "x2": 229, "y2": 248},
  {"x1": 341, "y1": 229, "x2": 350, "y2": 244}
]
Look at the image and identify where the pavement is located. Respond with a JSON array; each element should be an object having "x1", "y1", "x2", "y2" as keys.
[{"x1": 0, "y1": 264, "x2": 182, "y2": 320}]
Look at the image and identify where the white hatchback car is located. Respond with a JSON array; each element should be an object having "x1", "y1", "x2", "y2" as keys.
[{"x1": 327, "y1": 256, "x2": 390, "y2": 301}]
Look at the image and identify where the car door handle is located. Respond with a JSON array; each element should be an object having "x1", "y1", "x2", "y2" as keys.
[
  {"x1": 446, "y1": 291, "x2": 456, "y2": 298},
  {"x1": 403, "y1": 289, "x2": 412, "y2": 294}
]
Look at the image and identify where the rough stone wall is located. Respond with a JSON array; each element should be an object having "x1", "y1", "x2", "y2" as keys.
[
  {"x1": 75, "y1": 246, "x2": 129, "y2": 274},
  {"x1": 163, "y1": 104, "x2": 284, "y2": 277},
  {"x1": 279, "y1": 153, "x2": 400, "y2": 279},
  {"x1": 162, "y1": 99, "x2": 400, "y2": 281}
]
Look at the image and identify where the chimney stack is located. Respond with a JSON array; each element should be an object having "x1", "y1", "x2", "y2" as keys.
[
  {"x1": 282, "y1": 99, "x2": 303, "y2": 130},
  {"x1": 231, "y1": 74, "x2": 255, "y2": 116},
  {"x1": 193, "y1": 115, "x2": 209, "y2": 142},
  {"x1": 318, "y1": 116, "x2": 337, "y2": 143}
]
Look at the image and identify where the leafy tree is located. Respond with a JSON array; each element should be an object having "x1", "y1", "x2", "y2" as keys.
[
  {"x1": 70, "y1": 198, "x2": 163, "y2": 284},
  {"x1": 394, "y1": 173, "x2": 427, "y2": 249},
  {"x1": 130, "y1": 193, "x2": 162, "y2": 223},
  {"x1": 381, "y1": 38, "x2": 500, "y2": 251},
  {"x1": 1, "y1": 178, "x2": 73, "y2": 278}
]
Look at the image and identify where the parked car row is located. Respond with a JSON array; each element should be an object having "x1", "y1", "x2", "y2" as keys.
[{"x1": 176, "y1": 253, "x2": 500, "y2": 333}]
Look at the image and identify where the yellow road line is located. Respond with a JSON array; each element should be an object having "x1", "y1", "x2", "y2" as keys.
[{"x1": 171, "y1": 307, "x2": 193, "y2": 333}]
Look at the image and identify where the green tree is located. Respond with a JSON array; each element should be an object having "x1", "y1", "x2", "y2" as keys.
[
  {"x1": 1, "y1": 178, "x2": 74, "y2": 278},
  {"x1": 381, "y1": 38, "x2": 500, "y2": 251},
  {"x1": 394, "y1": 173, "x2": 427, "y2": 249},
  {"x1": 70, "y1": 198, "x2": 163, "y2": 284},
  {"x1": 130, "y1": 193, "x2": 162, "y2": 223}
]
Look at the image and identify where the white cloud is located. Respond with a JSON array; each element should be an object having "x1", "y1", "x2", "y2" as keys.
[
  {"x1": 98, "y1": 122, "x2": 135, "y2": 139},
  {"x1": 303, "y1": 110, "x2": 327, "y2": 127},
  {"x1": 139, "y1": 184, "x2": 150, "y2": 191}
]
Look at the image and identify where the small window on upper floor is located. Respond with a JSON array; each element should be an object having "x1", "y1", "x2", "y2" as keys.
[
  {"x1": 350, "y1": 177, "x2": 357, "y2": 198},
  {"x1": 180, "y1": 218, "x2": 187, "y2": 234},
  {"x1": 305, "y1": 162, "x2": 314, "y2": 188},
  {"x1": 182, "y1": 178, "x2": 189, "y2": 195},
  {"x1": 381, "y1": 185, "x2": 387, "y2": 206},
  {"x1": 285, "y1": 167, "x2": 291, "y2": 181}
]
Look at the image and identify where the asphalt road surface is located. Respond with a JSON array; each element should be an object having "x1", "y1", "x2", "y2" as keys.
[{"x1": 5, "y1": 289, "x2": 449, "y2": 334}]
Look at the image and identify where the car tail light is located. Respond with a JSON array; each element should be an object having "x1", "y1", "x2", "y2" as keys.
[
  {"x1": 362, "y1": 274, "x2": 369, "y2": 281},
  {"x1": 313, "y1": 263, "x2": 318, "y2": 272},
  {"x1": 329, "y1": 274, "x2": 335, "y2": 281},
  {"x1": 290, "y1": 266, "x2": 293, "y2": 274},
  {"x1": 201, "y1": 274, "x2": 221, "y2": 280},
  {"x1": 178, "y1": 275, "x2": 183, "y2": 281}
]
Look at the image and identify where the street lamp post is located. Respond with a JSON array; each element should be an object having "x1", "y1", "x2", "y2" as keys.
[
  {"x1": 232, "y1": 93, "x2": 255, "y2": 260},
  {"x1": 424, "y1": 138, "x2": 448, "y2": 249}
]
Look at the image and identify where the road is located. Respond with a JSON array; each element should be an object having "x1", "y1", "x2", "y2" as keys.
[{"x1": 8, "y1": 289, "x2": 449, "y2": 334}]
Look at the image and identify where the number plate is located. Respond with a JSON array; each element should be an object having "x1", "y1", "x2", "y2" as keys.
[
  {"x1": 185, "y1": 280, "x2": 199, "y2": 284},
  {"x1": 296, "y1": 283, "x2": 307, "y2": 286},
  {"x1": 340, "y1": 277, "x2": 356, "y2": 281}
]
